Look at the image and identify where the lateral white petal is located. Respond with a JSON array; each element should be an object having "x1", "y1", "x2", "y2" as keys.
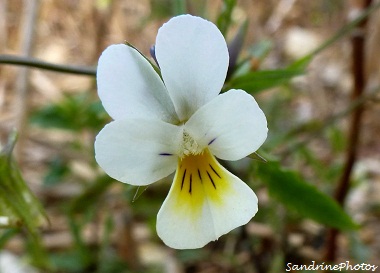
[
  {"x1": 95, "y1": 119, "x2": 182, "y2": 186},
  {"x1": 155, "y1": 15, "x2": 229, "y2": 121},
  {"x1": 97, "y1": 44, "x2": 178, "y2": 123},
  {"x1": 157, "y1": 150, "x2": 258, "y2": 249},
  {"x1": 185, "y1": 90, "x2": 268, "y2": 161}
]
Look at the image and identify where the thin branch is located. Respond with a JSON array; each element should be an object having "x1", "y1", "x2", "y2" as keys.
[
  {"x1": 324, "y1": 0, "x2": 372, "y2": 262},
  {"x1": 0, "y1": 54, "x2": 96, "y2": 76}
]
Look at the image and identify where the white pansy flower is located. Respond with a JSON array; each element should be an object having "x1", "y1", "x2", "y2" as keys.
[{"x1": 95, "y1": 14, "x2": 268, "y2": 249}]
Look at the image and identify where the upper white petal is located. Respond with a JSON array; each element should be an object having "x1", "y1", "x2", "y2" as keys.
[
  {"x1": 97, "y1": 44, "x2": 178, "y2": 123},
  {"x1": 156, "y1": 151, "x2": 258, "y2": 249},
  {"x1": 155, "y1": 15, "x2": 229, "y2": 121},
  {"x1": 185, "y1": 90, "x2": 268, "y2": 161},
  {"x1": 95, "y1": 119, "x2": 182, "y2": 186}
]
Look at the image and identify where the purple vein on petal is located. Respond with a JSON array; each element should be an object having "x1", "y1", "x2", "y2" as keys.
[
  {"x1": 159, "y1": 153, "x2": 173, "y2": 156},
  {"x1": 208, "y1": 138, "x2": 217, "y2": 145}
]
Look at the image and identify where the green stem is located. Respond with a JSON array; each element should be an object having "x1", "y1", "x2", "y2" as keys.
[
  {"x1": 278, "y1": 87, "x2": 379, "y2": 157},
  {"x1": 0, "y1": 54, "x2": 96, "y2": 76},
  {"x1": 290, "y1": 1, "x2": 380, "y2": 69}
]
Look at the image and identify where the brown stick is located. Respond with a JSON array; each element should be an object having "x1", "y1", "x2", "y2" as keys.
[
  {"x1": 14, "y1": 0, "x2": 40, "y2": 161},
  {"x1": 324, "y1": 0, "x2": 372, "y2": 262}
]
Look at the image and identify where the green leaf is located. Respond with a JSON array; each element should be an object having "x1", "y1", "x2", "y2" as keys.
[
  {"x1": 216, "y1": 0, "x2": 237, "y2": 35},
  {"x1": 0, "y1": 131, "x2": 48, "y2": 236},
  {"x1": 49, "y1": 251, "x2": 91, "y2": 273},
  {"x1": 288, "y1": 2, "x2": 380, "y2": 70},
  {"x1": 257, "y1": 161, "x2": 358, "y2": 230},
  {"x1": 43, "y1": 157, "x2": 70, "y2": 186},
  {"x1": 149, "y1": 0, "x2": 175, "y2": 18},
  {"x1": 249, "y1": 40, "x2": 273, "y2": 61},
  {"x1": 288, "y1": 55, "x2": 313, "y2": 71},
  {"x1": 227, "y1": 20, "x2": 248, "y2": 78},
  {"x1": 0, "y1": 228, "x2": 19, "y2": 249},
  {"x1": 68, "y1": 175, "x2": 113, "y2": 214},
  {"x1": 225, "y1": 69, "x2": 304, "y2": 94},
  {"x1": 225, "y1": 3, "x2": 380, "y2": 94},
  {"x1": 30, "y1": 93, "x2": 108, "y2": 132},
  {"x1": 172, "y1": 0, "x2": 186, "y2": 15}
]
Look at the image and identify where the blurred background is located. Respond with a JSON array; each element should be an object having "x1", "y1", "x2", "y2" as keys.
[{"x1": 0, "y1": 0, "x2": 380, "y2": 272}]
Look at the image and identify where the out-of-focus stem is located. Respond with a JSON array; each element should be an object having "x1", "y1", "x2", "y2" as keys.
[
  {"x1": 324, "y1": 0, "x2": 372, "y2": 262},
  {"x1": 0, "y1": 1, "x2": 7, "y2": 51},
  {"x1": 14, "y1": 0, "x2": 39, "y2": 160},
  {"x1": 0, "y1": 54, "x2": 96, "y2": 76}
]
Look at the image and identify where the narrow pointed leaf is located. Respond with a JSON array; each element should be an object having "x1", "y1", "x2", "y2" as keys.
[
  {"x1": 216, "y1": 0, "x2": 237, "y2": 35},
  {"x1": 227, "y1": 20, "x2": 248, "y2": 78},
  {"x1": 225, "y1": 69, "x2": 304, "y2": 94},
  {"x1": 0, "y1": 131, "x2": 48, "y2": 236},
  {"x1": 257, "y1": 161, "x2": 358, "y2": 230}
]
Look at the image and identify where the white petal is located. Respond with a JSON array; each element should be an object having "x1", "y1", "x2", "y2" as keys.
[
  {"x1": 155, "y1": 15, "x2": 229, "y2": 121},
  {"x1": 185, "y1": 90, "x2": 268, "y2": 161},
  {"x1": 157, "y1": 149, "x2": 257, "y2": 249},
  {"x1": 97, "y1": 44, "x2": 178, "y2": 123},
  {"x1": 95, "y1": 119, "x2": 182, "y2": 186}
]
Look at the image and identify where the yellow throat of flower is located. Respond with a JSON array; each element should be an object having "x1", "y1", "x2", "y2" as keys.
[{"x1": 171, "y1": 148, "x2": 230, "y2": 217}]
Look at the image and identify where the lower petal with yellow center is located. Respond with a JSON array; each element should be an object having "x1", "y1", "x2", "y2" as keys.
[{"x1": 156, "y1": 149, "x2": 258, "y2": 249}]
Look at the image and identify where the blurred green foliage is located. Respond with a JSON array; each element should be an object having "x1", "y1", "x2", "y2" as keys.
[
  {"x1": 43, "y1": 157, "x2": 70, "y2": 186},
  {"x1": 257, "y1": 161, "x2": 357, "y2": 230},
  {"x1": 216, "y1": 0, "x2": 236, "y2": 35},
  {"x1": 225, "y1": 68, "x2": 305, "y2": 94},
  {"x1": 30, "y1": 93, "x2": 108, "y2": 132},
  {"x1": 0, "y1": 131, "x2": 47, "y2": 236}
]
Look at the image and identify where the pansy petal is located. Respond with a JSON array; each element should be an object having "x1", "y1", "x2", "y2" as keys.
[
  {"x1": 157, "y1": 149, "x2": 257, "y2": 249},
  {"x1": 97, "y1": 44, "x2": 178, "y2": 123},
  {"x1": 155, "y1": 15, "x2": 229, "y2": 121},
  {"x1": 185, "y1": 90, "x2": 268, "y2": 161},
  {"x1": 95, "y1": 119, "x2": 182, "y2": 186}
]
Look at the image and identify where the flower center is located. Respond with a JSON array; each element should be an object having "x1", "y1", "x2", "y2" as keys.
[{"x1": 180, "y1": 130, "x2": 202, "y2": 157}]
